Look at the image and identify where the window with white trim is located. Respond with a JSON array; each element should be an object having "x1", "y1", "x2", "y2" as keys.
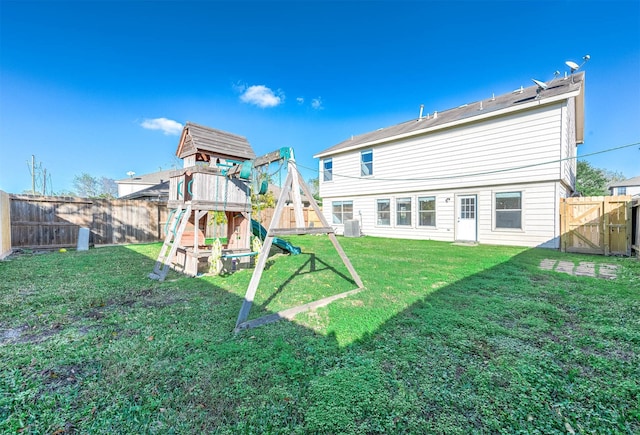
[
  {"x1": 418, "y1": 196, "x2": 436, "y2": 226},
  {"x1": 396, "y1": 197, "x2": 411, "y2": 226},
  {"x1": 323, "y1": 158, "x2": 333, "y2": 182},
  {"x1": 332, "y1": 201, "x2": 353, "y2": 224},
  {"x1": 377, "y1": 199, "x2": 390, "y2": 226},
  {"x1": 360, "y1": 150, "x2": 373, "y2": 176},
  {"x1": 495, "y1": 192, "x2": 522, "y2": 229}
]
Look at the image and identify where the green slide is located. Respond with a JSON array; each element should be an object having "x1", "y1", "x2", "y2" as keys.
[{"x1": 251, "y1": 219, "x2": 301, "y2": 255}]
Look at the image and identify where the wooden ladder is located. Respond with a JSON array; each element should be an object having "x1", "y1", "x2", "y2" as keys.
[{"x1": 149, "y1": 203, "x2": 192, "y2": 281}]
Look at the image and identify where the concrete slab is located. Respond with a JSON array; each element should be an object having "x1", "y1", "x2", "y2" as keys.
[
  {"x1": 539, "y1": 259, "x2": 618, "y2": 280},
  {"x1": 539, "y1": 259, "x2": 558, "y2": 270},
  {"x1": 598, "y1": 264, "x2": 618, "y2": 280},
  {"x1": 575, "y1": 261, "x2": 596, "y2": 277},
  {"x1": 556, "y1": 261, "x2": 576, "y2": 275}
]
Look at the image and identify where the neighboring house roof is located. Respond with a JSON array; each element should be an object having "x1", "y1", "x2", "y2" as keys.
[
  {"x1": 119, "y1": 181, "x2": 169, "y2": 200},
  {"x1": 315, "y1": 72, "x2": 585, "y2": 158},
  {"x1": 176, "y1": 122, "x2": 256, "y2": 161},
  {"x1": 269, "y1": 183, "x2": 311, "y2": 205},
  {"x1": 608, "y1": 175, "x2": 640, "y2": 188},
  {"x1": 115, "y1": 169, "x2": 175, "y2": 186}
]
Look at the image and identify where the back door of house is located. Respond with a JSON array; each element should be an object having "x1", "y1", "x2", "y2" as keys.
[{"x1": 456, "y1": 195, "x2": 477, "y2": 241}]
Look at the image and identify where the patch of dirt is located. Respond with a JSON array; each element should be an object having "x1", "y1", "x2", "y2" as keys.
[
  {"x1": 40, "y1": 362, "x2": 99, "y2": 394},
  {"x1": 2, "y1": 289, "x2": 188, "y2": 347},
  {"x1": 0, "y1": 324, "x2": 30, "y2": 345},
  {"x1": 0, "y1": 323, "x2": 63, "y2": 346}
]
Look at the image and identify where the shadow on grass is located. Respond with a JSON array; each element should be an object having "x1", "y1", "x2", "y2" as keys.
[
  {"x1": 257, "y1": 251, "x2": 356, "y2": 312},
  {"x1": 0, "y1": 239, "x2": 638, "y2": 433}
]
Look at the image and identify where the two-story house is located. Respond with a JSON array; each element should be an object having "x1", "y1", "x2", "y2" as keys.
[{"x1": 314, "y1": 72, "x2": 585, "y2": 248}]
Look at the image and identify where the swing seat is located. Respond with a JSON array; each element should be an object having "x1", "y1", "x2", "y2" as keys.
[{"x1": 221, "y1": 251, "x2": 259, "y2": 259}]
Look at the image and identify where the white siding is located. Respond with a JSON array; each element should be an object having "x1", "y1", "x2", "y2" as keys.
[
  {"x1": 320, "y1": 104, "x2": 564, "y2": 199},
  {"x1": 560, "y1": 97, "x2": 577, "y2": 190},
  {"x1": 612, "y1": 186, "x2": 640, "y2": 196},
  {"x1": 323, "y1": 181, "x2": 562, "y2": 248}
]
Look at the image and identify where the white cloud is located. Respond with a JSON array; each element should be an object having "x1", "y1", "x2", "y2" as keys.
[
  {"x1": 240, "y1": 85, "x2": 284, "y2": 108},
  {"x1": 311, "y1": 97, "x2": 323, "y2": 110},
  {"x1": 141, "y1": 117, "x2": 183, "y2": 135},
  {"x1": 296, "y1": 97, "x2": 304, "y2": 104}
]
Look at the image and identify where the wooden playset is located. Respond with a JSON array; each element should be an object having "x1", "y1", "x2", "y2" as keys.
[{"x1": 149, "y1": 122, "x2": 364, "y2": 331}]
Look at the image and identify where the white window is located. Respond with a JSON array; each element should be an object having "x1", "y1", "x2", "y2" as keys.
[
  {"x1": 377, "y1": 199, "x2": 390, "y2": 226},
  {"x1": 495, "y1": 192, "x2": 522, "y2": 229},
  {"x1": 418, "y1": 196, "x2": 436, "y2": 226},
  {"x1": 332, "y1": 201, "x2": 353, "y2": 224},
  {"x1": 361, "y1": 150, "x2": 373, "y2": 176},
  {"x1": 618, "y1": 187, "x2": 627, "y2": 195},
  {"x1": 323, "y1": 158, "x2": 333, "y2": 182},
  {"x1": 396, "y1": 197, "x2": 411, "y2": 226}
]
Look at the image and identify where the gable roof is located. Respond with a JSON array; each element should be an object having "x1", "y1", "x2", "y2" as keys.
[
  {"x1": 176, "y1": 122, "x2": 256, "y2": 161},
  {"x1": 119, "y1": 181, "x2": 169, "y2": 200},
  {"x1": 315, "y1": 72, "x2": 585, "y2": 158},
  {"x1": 115, "y1": 169, "x2": 174, "y2": 185},
  {"x1": 608, "y1": 175, "x2": 640, "y2": 188}
]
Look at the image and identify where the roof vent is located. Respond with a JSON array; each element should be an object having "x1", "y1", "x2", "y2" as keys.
[
  {"x1": 491, "y1": 93, "x2": 495, "y2": 101},
  {"x1": 512, "y1": 86, "x2": 524, "y2": 94},
  {"x1": 479, "y1": 101, "x2": 483, "y2": 111},
  {"x1": 419, "y1": 104, "x2": 425, "y2": 120},
  {"x1": 433, "y1": 111, "x2": 438, "y2": 119}
]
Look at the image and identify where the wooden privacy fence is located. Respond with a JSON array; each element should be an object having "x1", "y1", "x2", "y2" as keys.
[
  {"x1": 9, "y1": 196, "x2": 323, "y2": 250},
  {"x1": 254, "y1": 206, "x2": 322, "y2": 230},
  {"x1": 10, "y1": 195, "x2": 170, "y2": 249},
  {"x1": 560, "y1": 195, "x2": 632, "y2": 256}
]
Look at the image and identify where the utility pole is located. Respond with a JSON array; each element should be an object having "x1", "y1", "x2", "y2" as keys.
[{"x1": 27, "y1": 155, "x2": 52, "y2": 196}]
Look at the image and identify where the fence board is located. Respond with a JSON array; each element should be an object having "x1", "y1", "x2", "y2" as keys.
[
  {"x1": 10, "y1": 195, "x2": 169, "y2": 249},
  {"x1": 0, "y1": 191, "x2": 11, "y2": 258},
  {"x1": 255, "y1": 206, "x2": 322, "y2": 230}
]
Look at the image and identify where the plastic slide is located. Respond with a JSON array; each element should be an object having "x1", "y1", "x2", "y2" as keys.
[{"x1": 251, "y1": 219, "x2": 301, "y2": 255}]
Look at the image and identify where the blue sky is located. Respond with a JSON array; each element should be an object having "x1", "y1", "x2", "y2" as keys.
[{"x1": 1, "y1": 0, "x2": 639, "y2": 195}]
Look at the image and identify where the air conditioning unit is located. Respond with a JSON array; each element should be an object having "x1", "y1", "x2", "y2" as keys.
[{"x1": 344, "y1": 219, "x2": 361, "y2": 238}]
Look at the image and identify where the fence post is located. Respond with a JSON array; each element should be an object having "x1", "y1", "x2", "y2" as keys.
[{"x1": 603, "y1": 197, "x2": 610, "y2": 256}]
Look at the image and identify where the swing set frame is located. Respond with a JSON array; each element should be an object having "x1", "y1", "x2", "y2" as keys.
[{"x1": 228, "y1": 147, "x2": 364, "y2": 332}]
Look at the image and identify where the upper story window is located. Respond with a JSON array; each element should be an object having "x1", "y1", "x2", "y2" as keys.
[
  {"x1": 323, "y1": 158, "x2": 333, "y2": 182},
  {"x1": 361, "y1": 150, "x2": 373, "y2": 176},
  {"x1": 618, "y1": 187, "x2": 627, "y2": 195},
  {"x1": 495, "y1": 191, "x2": 522, "y2": 229}
]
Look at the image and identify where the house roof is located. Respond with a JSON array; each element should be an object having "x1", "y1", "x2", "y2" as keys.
[
  {"x1": 119, "y1": 181, "x2": 169, "y2": 200},
  {"x1": 176, "y1": 122, "x2": 256, "y2": 161},
  {"x1": 115, "y1": 169, "x2": 175, "y2": 185},
  {"x1": 314, "y1": 72, "x2": 585, "y2": 158},
  {"x1": 268, "y1": 183, "x2": 311, "y2": 204},
  {"x1": 608, "y1": 175, "x2": 640, "y2": 188}
]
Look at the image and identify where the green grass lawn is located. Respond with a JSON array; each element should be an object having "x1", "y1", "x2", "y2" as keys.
[{"x1": 1, "y1": 236, "x2": 639, "y2": 433}]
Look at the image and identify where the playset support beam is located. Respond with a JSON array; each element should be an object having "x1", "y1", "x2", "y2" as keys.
[{"x1": 234, "y1": 158, "x2": 364, "y2": 332}]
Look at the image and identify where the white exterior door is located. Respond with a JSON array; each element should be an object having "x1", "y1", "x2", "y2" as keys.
[{"x1": 456, "y1": 195, "x2": 477, "y2": 241}]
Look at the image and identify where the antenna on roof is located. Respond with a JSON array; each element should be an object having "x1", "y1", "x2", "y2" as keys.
[
  {"x1": 126, "y1": 171, "x2": 136, "y2": 178},
  {"x1": 565, "y1": 54, "x2": 590, "y2": 74}
]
